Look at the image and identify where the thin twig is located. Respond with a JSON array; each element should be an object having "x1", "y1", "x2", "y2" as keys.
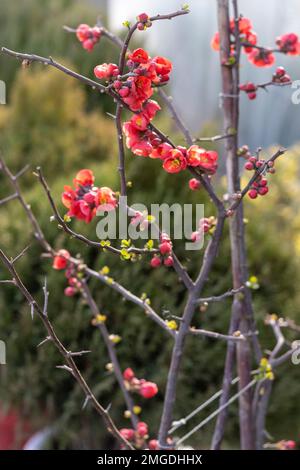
[
  {"x1": 194, "y1": 286, "x2": 244, "y2": 304},
  {"x1": 176, "y1": 379, "x2": 257, "y2": 447}
]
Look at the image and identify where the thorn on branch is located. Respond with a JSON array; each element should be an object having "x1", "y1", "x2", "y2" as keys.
[
  {"x1": 82, "y1": 395, "x2": 91, "y2": 410},
  {"x1": 67, "y1": 350, "x2": 91, "y2": 357},
  {"x1": 56, "y1": 365, "x2": 74, "y2": 375},
  {"x1": 37, "y1": 336, "x2": 52, "y2": 348}
]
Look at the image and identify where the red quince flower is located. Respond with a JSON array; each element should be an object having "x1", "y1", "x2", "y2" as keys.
[
  {"x1": 276, "y1": 33, "x2": 300, "y2": 55},
  {"x1": 211, "y1": 32, "x2": 220, "y2": 51},
  {"x1": 132, "y1": 140, "x2": 153, "y2": 157},
  {"x1": 76, "y1": 24, "x2": 91, "y2": 42},
  {"x1": 142, "y1": 100, "x2": 161, "y2": 120},
  {"x1": 139, "y1": 381, "x2": 158, "y2": 399},
  {"x1": 76, "y1": 24, "x2": 101, "y2": 52},
  {"x1": 187, "y1": 146, "x2": 218, "y2": 174},
  {"x1": 94, "y1": 63, "x2": 120, "y2": 79},
  {"x1": 137, "y1": 62, "x2": 158, "y2": 82},
  {"x1": 128, "y1": 48, "x2": 149, "y2": 64},
  {"x1": 152, "y1": 56, "x2": 173, "y2": 83},
  {"x1": 53, "y1": 249, "x2": 70, "y2": 270},
  {"x1": 73, "y1": 169, "x2": 95, "y2": 187},
  {"x1": 130, "y1": 113, "x2": 150, "y2": 131},
  {"x1": 96, "y1": 187, "x2": 117, "y2": 212},
  {"x1": 163, "y1": 148, "x2": 187, "y2": 173},
  {"x1": 123, "y1": 122, "x2": 141, "y2": 148},
  {"x1": 247, "y1": 49, "x2": 275, "y2": 67},
  {"x1": 243, "y1": 31, "x2": 257, "y2": 53},
  {"x1": 150, "y1": 142, "x2": 173, "y2": 160},
  {"x1": 230, "y1": 17, "x2": 252, "y2": 35}
]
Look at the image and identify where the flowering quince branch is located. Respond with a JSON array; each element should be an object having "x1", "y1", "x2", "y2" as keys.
[
  {"x1": 80, "y1": 280, "x2": 139, "y2": 430},
  {"x1": 1, "y1": 158, "x2": 175, "y2": 338},
  {"x1": 0, "y1": 158, "x2": 169, "y2": 448},
  {"x1": 35, "y1": 166, "x2": 158, "y2": 256},
  {"x1": 0, "y1": 247, "x2": 133, "y2": 450},
  {"x1": 0, "y1": 1, "x2": 299, "y2": 451},
  {"x1": 36, "y1": 164, "x2": 193, "y2": 290}
]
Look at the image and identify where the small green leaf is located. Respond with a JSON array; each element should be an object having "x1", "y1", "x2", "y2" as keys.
[
  {"x1": 145, "y1": 239, "x2": 154, "y2": 250},
  {"x1": 121, "y1": 239, "x2": 131, "y2": 248},
  {"x1": 122, "y1": 20, "x2": 131, "y2": 29},
  {"x1": 120, "y1": 248, "x2": 131, "y2": 260}
]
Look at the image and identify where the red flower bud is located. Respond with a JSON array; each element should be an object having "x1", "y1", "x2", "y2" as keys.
[
  {"x1": 137, "y1": 422, "x2": 148, "y2": 437},
  {"x1": 248, "y1": 189, "x2": 258, "y2": 199},
  {"x1": 53, "y1": 249, "x2": 70, "y2": 270},
  {"x1": 244, "y1": 161, "x2": 254, "y2": 171},
  {"x1": 139, "y1": 381, "x2": 158, "y2": 399},
  {"x1": 164, "y1": 256, "x2": 174, "y2": 267},
  {"x1": 120, "y1": 428, "x2": 135, "y2": 440},
  {"x1": 258, "y1": 186, "x2": 269, "y2": 196},
  {"x1": 159, "y1": 242, "x2": 172, "y2": 256},
  {"x1": 137, "y1": 13, "x2": 149, "y2": 23},
  {"x1": 189, "y1": 178, "x2": 201, "y2": 191},
  {"x1": 150, "y1": 256, "x2": 162, "y2": 268},
  {"x1": 64, "y1": 286, "x2": 76, "y2": 297},
  {"x1": 123, "y1": 368, "x2": 135, "y2": 381},
  {"x1": 148, "y1": 439, "x2": 159, "y2": 450}
]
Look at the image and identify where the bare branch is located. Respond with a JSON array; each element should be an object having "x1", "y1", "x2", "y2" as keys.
[
  {"x1": 11, "y1": 244, "x2": 32, "y2": 264},
  {"x1": 194, "y1": 286, "x2": 244, "y2": 304},
  {"x1": 189, "y1": 327, "x2": 246, "y2": 342},
  {"x1": 0, "y1": 246, "x2": 133, "y2": 450},
  {"x1": 0, "y1": 193, "x2": 18, "y2": 206}
]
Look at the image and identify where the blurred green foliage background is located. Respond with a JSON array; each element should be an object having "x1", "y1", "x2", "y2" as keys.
[{"x1": 0, "y1": 0, "x2": 299, "y2": 450}]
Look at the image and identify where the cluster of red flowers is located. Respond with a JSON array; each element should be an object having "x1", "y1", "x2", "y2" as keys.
[
  {"x1": 211, "y1": 17, "x2": 300, "y2": 67},
  {"x1": 272, "y1": 66, "x2": 291, "y2": 84},
  {"x1": 62, "y1": 170, "x2": 117, "y2": 223},
  {"x1": 247, "y1": 48, "x2": 275, "y2": 68},
  {"x1": 120, "y1": 422, "x2": 159, "y2": 449},
  {"x1": 121, "y1": 367, "x2": 162, "y2": 449},
  {"x1": 93, "y1": 46, "x2": 218, "y2": 176},
  {"x1": 123, "y1": 368, "x2": 158, "y2": 399},
  {"x1": 94, "y1": 47, "x2": 172, "y2": 111},
  {"x1": 150, "y1": 232, "x2": 173, "y2": 269},
  {"x1": 136, "y1": 12, "x2": 152, "y2": 32},
  {"x1": 241, "y1": 149, "x2": 276, "y2": 199},
  {"x1": 276, "y1": 33, "x2": 300, "y2": 55},
  {"x1": 212, "y1": 17, "x2": 257, "y2": 54},
  {"x1": 120, "y1": 422, "x2": 163, "y2": 450},
  {"x1": 52, "y1": 249, "x2": 82, "y2": 297},
  {"x1": 124, "y1": 120, "x2": 219, "y2": 175},
  {"x1": 239, "y1": 66, "x2": 291, "y2": 100},
  {"x1": 76, "y1": 24, "x2": 102, "y2": 52}
]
